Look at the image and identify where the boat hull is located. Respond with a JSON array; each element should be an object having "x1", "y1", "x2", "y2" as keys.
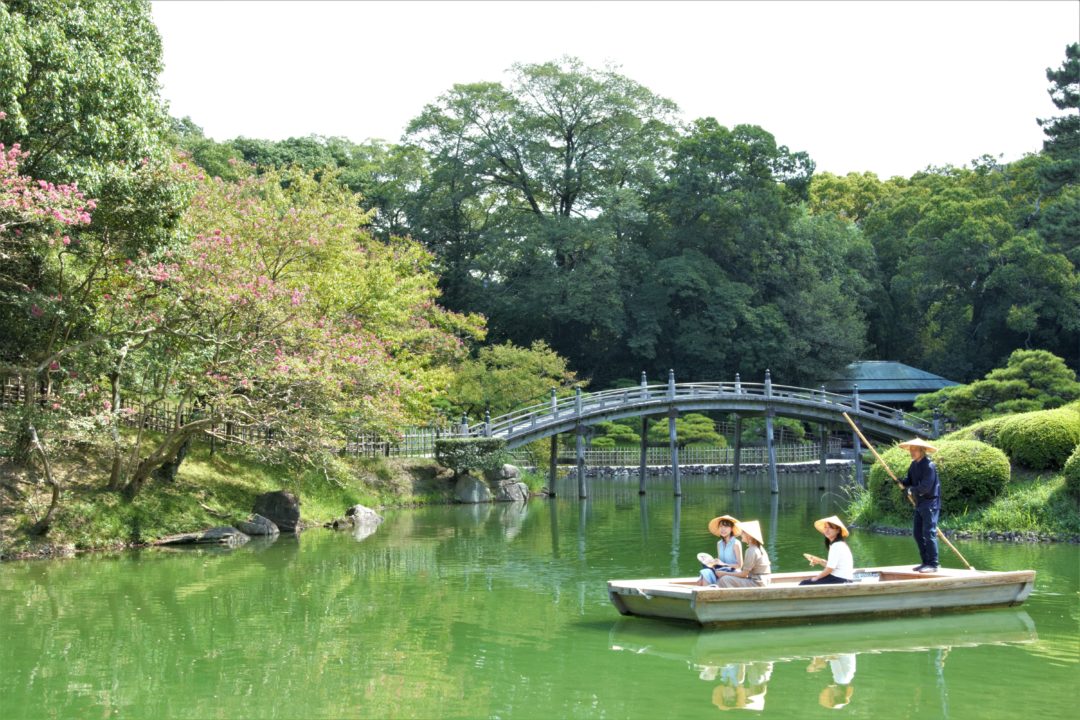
[{"x1": 608, "y1": 565, "x2": 1036, "y2": 627}]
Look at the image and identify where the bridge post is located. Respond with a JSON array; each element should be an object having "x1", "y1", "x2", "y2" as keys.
[
  {"x1": 484, "y1": 409, "x2": 492, "y2": 438},
  {"x1": 765, "y1": 370, "x2": 779, "y2": 494},
  {"x1": 575, "y1": 387, "x2": 587, "y2": 499},
  {"x1": 460, "y1": 413, "x2": 469, "y2": 435},
  {"x1": 734, "y1": 372, "x2": 742, "y2": 394},
  {"x1": 548, "y1": 389, "x2": 558, "y2": 496},
  {"x1": 639, "y1": 416, "x2": 649, "y2": 495},
  {"x1": 668, "y1": 370, "x2": 681, "y2": 497},
  {"x1": 549, "y1": 435, "x2": 558, "y2": 497},
  {"x1": 820, "y1": 421, "x2": 829, "y2": 476},
  {"x1": 852, "y1": 384, "x2": 864, "y2": 486},
  {"x1": 733, "y1": 414, "x2": 742, "y2": 492}
]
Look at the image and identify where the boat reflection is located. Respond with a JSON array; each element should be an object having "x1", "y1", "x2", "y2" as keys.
[
  {"x1": 610, "y1": 610, "x2": 1036, "y2": 712},
  {"x1": 806, "y1": 654, "x2": 855, "y2": 709},
  {"x1": 706, "y1": 661, "x2": 773, "y2": 711}
]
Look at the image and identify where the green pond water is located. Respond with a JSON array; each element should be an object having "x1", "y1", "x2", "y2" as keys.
[{"x1": 1, "y1": 472, "x2": 1077, "y2": 719}]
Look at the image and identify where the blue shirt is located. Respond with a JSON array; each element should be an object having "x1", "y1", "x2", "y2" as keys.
[
  {"x1": 902, "y1": 456, "x2": 939, "y2": 507},
  {"x1": 716, "y1": 537, "x2": 741, "y2": 565}
]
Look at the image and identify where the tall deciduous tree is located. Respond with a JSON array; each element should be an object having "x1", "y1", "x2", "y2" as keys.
[
  {"x1": 0, "y1": 0, "x2": 169, "y2": 185},
  {"x1": 405, "y1": 57, "x2": 678, "y2": 376}
]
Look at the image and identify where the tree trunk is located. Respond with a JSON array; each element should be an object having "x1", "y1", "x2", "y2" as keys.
[
  {"x1": 12, "y1": 371, "x2": 37, "y2": 464},
  {"x1": 27, "y1": 425, "x2": 61, "y2": 536},
  {"x1": 123, "y1": 417, "x2": 216, "y2": 499}
]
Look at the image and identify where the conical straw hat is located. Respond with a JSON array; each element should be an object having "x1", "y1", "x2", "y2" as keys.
[
  {"x1": 708, "y1": 514, "x2": 741, "y2": 537},
  {"x1": 814, "y1": 515, "x2": 850, "y2": 538},
  {"x1": 737, "y1": 519, "x2": 764, "y2": 545},
  {"x1": 898, "y1": 438, "x2": 938, "y2": 453}
]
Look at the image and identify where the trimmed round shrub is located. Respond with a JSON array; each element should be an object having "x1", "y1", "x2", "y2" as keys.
[
  {"x1": 997, "y1": 407, "x2": 1080, "y2": 470},
  {"x1": 868, "y1": 440, "x2": 1010, "y2": 516},
  {"x1": 1064, "y1": 445, "x2": 1080, "y2": 499},
  {"x1": 868, "y1": 446, "x2": 913, "y2": 517},
  {"x1": 934, "y1": 440, "x2": 1011, "y2": 513},
  {"x1": 943, "y1": 415, "x2": 1010, "y2": 446}
]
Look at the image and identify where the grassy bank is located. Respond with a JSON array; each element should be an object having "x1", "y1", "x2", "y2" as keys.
[
  {"x1": 845, "y1": 468, "x2": 1080, "y2": 542},
  {"x1": 0, "y1": 441, "x2": 455, "y2": 560}
]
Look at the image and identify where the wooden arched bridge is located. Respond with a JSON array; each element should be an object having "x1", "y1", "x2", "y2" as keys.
[{"x1": 459, "y1": 370, "x2": 937, "y2": 498}]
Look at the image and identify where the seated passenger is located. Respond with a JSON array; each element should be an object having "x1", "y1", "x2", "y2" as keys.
[
  {"x1": 696, "y1": 514, "x2": 743, "y2": 586},
  {"x1": 800, "y1": 515, "x2": 854, "y2": 585},
  {"x1": 713, "y1": 520, "x2": 771, "y2": 588}
]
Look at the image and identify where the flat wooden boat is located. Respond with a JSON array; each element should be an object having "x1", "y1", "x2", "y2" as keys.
[{"x1": 607, "y1": 565, "x2": 1036, "y2": 627}]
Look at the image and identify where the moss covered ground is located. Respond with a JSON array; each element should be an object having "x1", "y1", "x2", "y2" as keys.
[{"x1": 0, "y1": 440, "x2": 453, "y2": 560}]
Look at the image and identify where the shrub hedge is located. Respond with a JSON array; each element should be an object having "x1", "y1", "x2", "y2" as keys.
[
  {"x1": 868, "y1": 440, "x2": 1011, "y2": 516},
  {"x1": 944, "y1": 404, "x2": 1080, "y2": 471},
  {"x1": 433, "y1": 438, "x2": 508, "y2": 476},
  {"x1": 1064, "y1": 446, "x2": 1080, "y2": 500},
  {"x1": 996, "y1": 406, "x2": 1080, "y2": 471}
]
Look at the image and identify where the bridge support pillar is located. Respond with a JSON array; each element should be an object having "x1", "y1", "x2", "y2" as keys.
[
  {"x1": 576, "y1": 425, "x2": 586, "y2": 499},
  {"x1": 668, "y1": 408, "x2": 681, "y2": 497},
  {"x1": 852, "y1": 385, "x2": 864, "y2": 486},
  {"x1": 548, "y1": 434, "x2": 558, "y2": 497},
  {"x1": 575, "y1": 387, "x2": 586, "y2": 499},
  {"x1": 638, "y1": 416, "x2": 649, "y2": 495},
  {"x1": 765, "y1": 410, "x2": 779, "y2": 494},
  {"x1": 819, "y1": 424, "x2": 829, "y2": 475},
  {"x1": 668, "y1": 370, "x2": 681, "y2": 496},
  {"x1": 733, "y1": 415, "x2": 742, "y2": 492}
]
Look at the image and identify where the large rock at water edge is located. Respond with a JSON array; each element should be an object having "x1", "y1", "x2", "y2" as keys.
[
  {"x1": 236, "y1": 514, "x2": 279, "y2": 536},
  {"x1": 495, "y1": 481, "x2": 530, "y2": 504},
  {"x1": 328, "y1": 505, "x2": 384, "y2": 538},
  {"x1": 484, "y1": 463, "x2": 522, "y2": 483},
  {"x1": 252, "y1": 491, "x2": 301, "y2": 533},
  {"x1": 155, "y1": 526, "x2": 250, "y2": 547},
  {"x1": 454, "y1": 474, "x2": 493, "y2": 503}
]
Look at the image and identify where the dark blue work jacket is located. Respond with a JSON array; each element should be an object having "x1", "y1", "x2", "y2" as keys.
[{"x1": 901, "y1": 456, "x2": 940, "y2": 507}]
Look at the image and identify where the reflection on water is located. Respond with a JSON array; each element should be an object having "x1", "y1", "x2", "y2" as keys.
[
  {"x1": 1, "y1": 473, "x2": 1076, "y2": 720},
  {"x1": 610, "y1": 610, "x2": 1037, "y2": 714},
  {"x1": 807, "y1": 654, "x2": 855, "y2": 709}
]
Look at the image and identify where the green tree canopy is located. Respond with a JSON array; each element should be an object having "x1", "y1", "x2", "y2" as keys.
[
  {"x1": 448, "y1": 340, "x2": 580, "y2": 418},
  {"x1": 915, "y1": 349, "x2": 1080, "y2": 424},
  {"x1": 647, "y1": 413, "x2": 725, "y2": 448},
  {"x1": 0, "y1": 0, "x2": 169, "y2": 186},
  {"x1": 1037, "y1": 43, "x2": 1080, "y2": 193}
]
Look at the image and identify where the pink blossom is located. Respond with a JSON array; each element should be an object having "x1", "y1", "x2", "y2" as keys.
[{"x1": 30, "y1": 304, "x2": 44, "y2": 318}]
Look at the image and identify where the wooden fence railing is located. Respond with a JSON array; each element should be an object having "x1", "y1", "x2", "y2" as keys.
[{"x1": 0, "y1": 376, "x2": 847, "y2": 461}]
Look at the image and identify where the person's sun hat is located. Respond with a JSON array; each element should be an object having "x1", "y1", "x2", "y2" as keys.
[
  {"x1": 737, "y1": 519, "x2": 764, "y2": 545},
  {"x1": 708, "y1": 514, "x2": 741, "y2": 537},
  {"x1": 813, "y1": 515, "x2": 850, "y2": 538},
  {"x1": 898, "y1": 438, "x2": 938, "y2": 453}
]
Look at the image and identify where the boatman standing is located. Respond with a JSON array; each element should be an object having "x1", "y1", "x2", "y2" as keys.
[{"x1": 899, "y1": 438, "x2": 940, "y2": 573}]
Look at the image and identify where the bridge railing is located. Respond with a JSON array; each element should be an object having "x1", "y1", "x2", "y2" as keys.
[{"x1": 470, "y1": 380, "x2": 932, "y2": 439}]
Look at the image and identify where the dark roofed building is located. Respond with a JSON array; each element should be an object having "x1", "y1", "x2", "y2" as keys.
[{"x1": 821, "y1": 361, "x2": 960, "y2": 408}]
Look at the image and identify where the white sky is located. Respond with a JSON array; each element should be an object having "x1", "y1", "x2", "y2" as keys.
[{"x1": 151, "y1": 0, "x2": 1079, "y2": 179}]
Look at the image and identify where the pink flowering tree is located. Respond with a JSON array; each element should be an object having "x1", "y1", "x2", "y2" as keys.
[
  {"x1": 113, "y1": 165, "x2": 483, "y2": 497},
  {"x1": 0, "y1": 127, "x2": 96, "y2": 530}
]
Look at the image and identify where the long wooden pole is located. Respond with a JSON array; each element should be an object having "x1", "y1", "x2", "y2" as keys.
[{"x1": 842, "y1": 412, "x2": 975, "y2": 571}]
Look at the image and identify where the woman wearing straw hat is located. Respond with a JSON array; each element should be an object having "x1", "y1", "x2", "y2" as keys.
[
  {"x1": 799, "y1": 516, "x2": 854, "y2": 585},
  {"x1": 696, "y1": 515, "x2": 744, "y2": 586},
  {"x1": 713, "y1": 520, "x2": 772, "y2": 588},
  {"x1": 899, "y1": 438, "x2": 940, "y2": 573}
]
